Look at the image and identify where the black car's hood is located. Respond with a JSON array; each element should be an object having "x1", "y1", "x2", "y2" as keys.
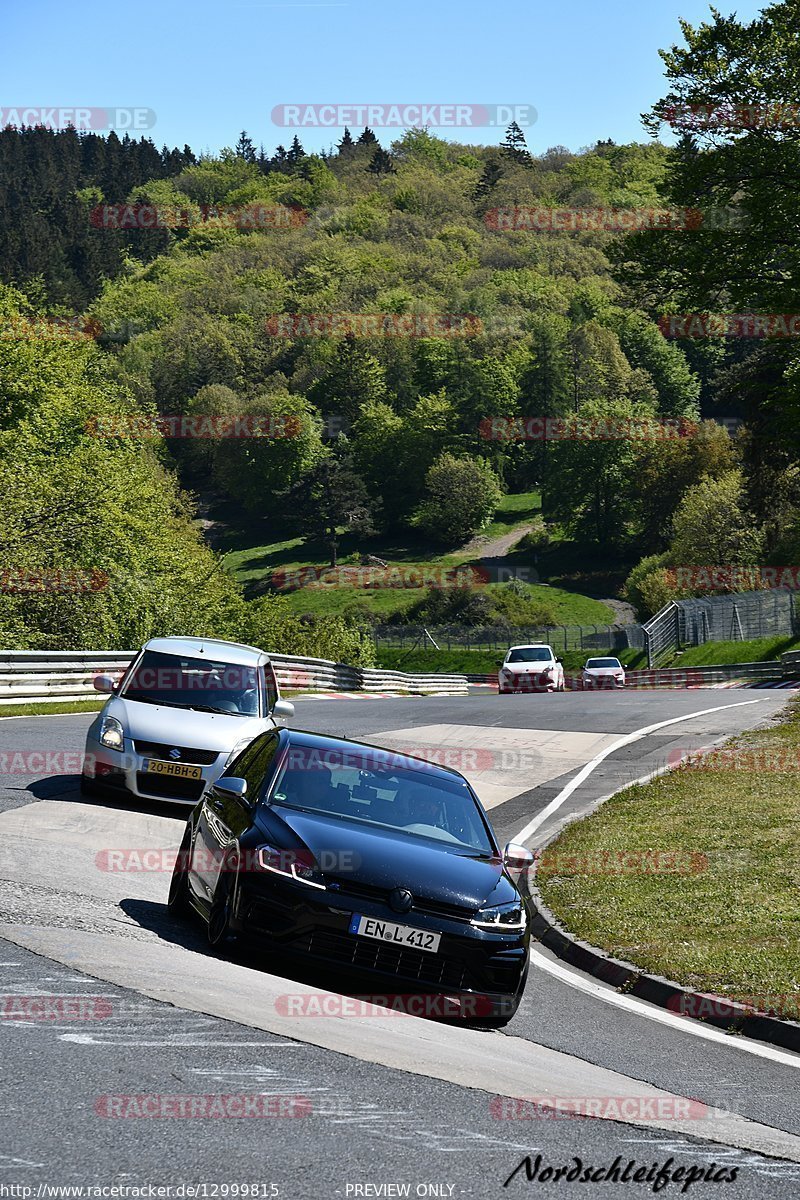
[{"x1": 265, "y1": 805, "x2": 507, "y2": 911}]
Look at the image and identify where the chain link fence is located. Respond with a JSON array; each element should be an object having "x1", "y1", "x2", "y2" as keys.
[
  {"x1": 644, "y1": 588, "x2": 799, "y2": 667},
  {"x1": 376, "y1": 588, "x2": 800, "y2": 667},
  {"x1": 374, "y1": 624, "x2": 646, "y2": 653}
]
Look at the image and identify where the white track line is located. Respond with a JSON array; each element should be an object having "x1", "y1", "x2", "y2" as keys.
[
  {"x1": 514, "y1": 699, "x2": 763, "y2": 844},
  {"x1": 529, "y1": 946, "x2": 800, "y2": 1069},
  {"x1": 516, "y1": 697, "x2": 800, "y2": 1065}
]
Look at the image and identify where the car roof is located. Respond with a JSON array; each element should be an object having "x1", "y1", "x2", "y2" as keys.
[
  {"x1": 276, "y1": 727, "x2": 468, "y2": 784},
  {"x1": 143, "y1": 636, "x2": 268, "y2": 666},
  {"x1": 508, "y1": 644, "x2": 554, "y2": 651}
]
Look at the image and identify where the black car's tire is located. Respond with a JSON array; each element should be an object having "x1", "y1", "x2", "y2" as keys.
[
  {"x1": 207, "y1": 873, "x2": 235, "y2": 948},
  {"x1": 167, "y1": 827, "x2": 193, "y2": 916},
  {"x1": 471, "y1": 996, "x2": 520, "y2": 1029}
]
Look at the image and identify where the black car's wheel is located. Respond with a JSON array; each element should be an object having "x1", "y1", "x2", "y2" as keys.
[
  {"x1": 472, "y1": 996, "x2": 521, "y2": 1029},
  {"x1": 167, "y1": 827, "x2": 193, "y2": 916},
  {"x1": 207, "y1": 872, "x2": 235, "y2": 948}
]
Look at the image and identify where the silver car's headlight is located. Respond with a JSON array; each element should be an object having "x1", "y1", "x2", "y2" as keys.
[
  {"x1": 471, "y1": 901, "x2": 527, "y2": 931},
  {"x1": 99, "y1": 715, "x2": 124, "y2": 751}
]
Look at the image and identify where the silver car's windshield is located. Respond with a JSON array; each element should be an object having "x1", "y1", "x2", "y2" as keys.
[
  {"x1": 586, "y1": 658, "x2": 622, "y2": 669},
  {"x1": 122, "y1": 650, "x2": 261, "y2": 716}
]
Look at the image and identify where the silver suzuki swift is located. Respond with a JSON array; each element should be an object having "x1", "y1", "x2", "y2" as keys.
[{"x1": 81, "y1": 636, "x2": 294, "y2": 806}]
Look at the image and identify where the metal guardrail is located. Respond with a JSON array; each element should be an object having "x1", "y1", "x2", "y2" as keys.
[
  {"x1": 471, "y1": 661, "x2": 788, "y2": 689},
  {"x1": 0, "y1": 650, "x2": 468, "y2": 705}
]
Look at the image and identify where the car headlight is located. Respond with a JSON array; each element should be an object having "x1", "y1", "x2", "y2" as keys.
[
  {"x1": 256, "y1": 844, "x2": 326, "y2": 890},
  {"x1": 99, "y1": 715, "x2": 124, "y2": 751},
  {"x1": 224, "y1": 736, "x2": 255, "y2": 768},
  {"x1": 471, "y1": 901, "x2": 527, "y2": 931}
]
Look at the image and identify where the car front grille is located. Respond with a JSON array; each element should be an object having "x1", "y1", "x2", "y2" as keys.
[
  {"x1": 135, "y1": 772, "x2": 206, "y2": 802},
  {"x1": 327, "y1": 878, "x2": 474, "y2": 923},
  {"x1": 134, "y1": 740, "x2": 219, "y2": 765},
  {"x1": 293, "y1": 928, "x2": 469, "y2": 991}
]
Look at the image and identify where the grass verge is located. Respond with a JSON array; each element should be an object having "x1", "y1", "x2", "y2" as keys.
[
  {"x1": 666, "y1": 635, "x2": 800, "y2": 667},
  {"x1": 0, "y1": 700, "x2": 104, "y2": 719},
  {"x1": 537, "y1": 699, "x2": 800, "y2": 1007}
]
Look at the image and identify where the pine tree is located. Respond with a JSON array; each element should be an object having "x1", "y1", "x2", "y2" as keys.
[
  {"x1": 287, "y1": 135, "x2": 305, "y2": 165},
  {"x1": 368, "y1": 147, "x2": 395, "y2": 175},
  {"x1": 337, "y1": 127, "x2": 355, "y2": 156},
  {"x1": 235, "y1": 131, "x2": 257, "y2": 162},
  {"x1": 500, "y1": 121, "x2": 532, "y2": 165},
  {"x1": 357, "y1": 127, "x2": 379, "y2": 146},
  {"x1": 474, "y1": 156, "x2": 504, "y2": 199}
]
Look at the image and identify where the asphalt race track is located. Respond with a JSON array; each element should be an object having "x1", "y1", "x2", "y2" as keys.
[{"x1": 1, "y1": 690, "x2": 799, "y2": 1198}]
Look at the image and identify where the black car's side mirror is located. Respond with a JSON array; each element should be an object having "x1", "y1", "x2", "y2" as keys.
[
  {"x1": 214, "y1": 776, "x2": 248, "y2": 803},
  {"x1": 503, "y1": 841, "x2": 534, "y2": 871}
]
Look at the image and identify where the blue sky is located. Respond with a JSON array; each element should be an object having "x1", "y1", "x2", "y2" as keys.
[{"x1": 3, "y1": 1, "x2": 765, "y2": 156}]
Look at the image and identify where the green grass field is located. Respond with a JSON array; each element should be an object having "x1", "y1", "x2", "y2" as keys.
[
  {"x1": 376, "y1": 646, "x2": 647, "y2": 674},
  {"x1": 537, "y1": 699, "x2": 800, "y2": 1004},
  {"x1": 666, "y1": 635, "x2": 800, "y2": 667},
  {"x1": 0, "y1": 700, "x2": 103, "y2": 719},
  {"x1": 213, "y1": 490, "x2": 617, "y2": 626}
]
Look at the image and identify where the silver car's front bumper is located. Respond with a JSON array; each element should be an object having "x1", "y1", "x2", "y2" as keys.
[{"x1": 82, "y1": 732, "x2": 232, "y2": 806}]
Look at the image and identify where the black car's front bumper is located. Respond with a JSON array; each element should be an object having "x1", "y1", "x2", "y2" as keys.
[{"x1": 231, "y1": 874, "x2": 530, "y2": 1004}]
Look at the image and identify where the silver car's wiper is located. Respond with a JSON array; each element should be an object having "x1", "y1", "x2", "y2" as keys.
[
  {"x1": 188, "y1": 703, "x2": 249, "y2": 716},
  {"x1": 124, "y1": 695, "x2": 188, "y2": 709}
]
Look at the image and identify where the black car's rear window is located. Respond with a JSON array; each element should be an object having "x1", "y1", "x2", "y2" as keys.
[{"x1": 268, "y1": 745, "x2": 495, "y2": 854}]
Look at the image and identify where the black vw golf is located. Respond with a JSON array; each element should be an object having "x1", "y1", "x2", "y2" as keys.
[{"x1": 168, "y1": 728, "x2": 533, "y2": 1025}]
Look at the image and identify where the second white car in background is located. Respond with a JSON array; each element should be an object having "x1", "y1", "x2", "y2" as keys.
[{"x1": 581, "y1": 656, "x2": 626, "y2": 689}]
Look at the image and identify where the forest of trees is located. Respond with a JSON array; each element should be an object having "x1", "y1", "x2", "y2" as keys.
[{"x1": 4, "y1": 0, "x2": 800, "y2": 649}]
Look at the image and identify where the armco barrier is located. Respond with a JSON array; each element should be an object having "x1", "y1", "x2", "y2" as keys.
[
  {"x1": 0, "y1": 650, "x2": 468, "y2": 705},
  {"x1": 469, "y1": 662, "x2": 787, "y2": 690}
]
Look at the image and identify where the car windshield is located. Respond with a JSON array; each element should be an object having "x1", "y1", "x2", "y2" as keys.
[
  {"x1": 122, "y1": 649, "x2": 261, "y2": 716},
  {"x1": 507, "y1": 647, "x2": 553, "y2": 663},
  {"x1": 586, "y1": 658, "x2": 622, "y2": 669},
  {"x1": 268, "y1": 745, "x2": 495, "y2": 855}
]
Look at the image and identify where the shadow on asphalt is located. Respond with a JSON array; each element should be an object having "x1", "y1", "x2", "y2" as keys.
[{"x1": 118, "y1": 896, "x2": 501, "y2": 1031}]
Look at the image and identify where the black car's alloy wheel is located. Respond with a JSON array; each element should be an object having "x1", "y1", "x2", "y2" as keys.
[
  {"x1": 167, "y1": 827, "x2": 192, "y2": 915},
  {"x1": 207, "y1": 872, "x2": 235, "y2": 947}
]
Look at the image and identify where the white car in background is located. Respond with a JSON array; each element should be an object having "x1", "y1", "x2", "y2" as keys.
[
  {"x1": 582, "y1": 656, "x2": 626, "y2": 690},
  {"x1": 498, "y1": 644, "x2": 565, "y2": 694},
  {"x1": 81, "y1": 636, "x2": 294, "y2": 806}
]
